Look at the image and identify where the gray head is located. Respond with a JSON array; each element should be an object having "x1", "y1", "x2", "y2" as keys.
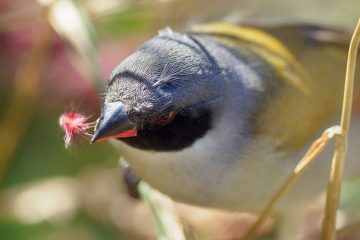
[{"x1": 91, "y1": 30, "x2": 224, "y2": 151}]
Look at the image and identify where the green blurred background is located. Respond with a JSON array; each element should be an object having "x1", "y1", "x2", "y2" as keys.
[{"x1": 1, "y1": 0, "x2": 360, "y2": 239}]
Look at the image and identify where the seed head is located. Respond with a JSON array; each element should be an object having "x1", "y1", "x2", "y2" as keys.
[{"x1": 59, "y1": 112, "x2": 94, "y2": 148}]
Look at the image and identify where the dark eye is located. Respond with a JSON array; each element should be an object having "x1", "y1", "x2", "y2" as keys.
[{"x1": 156, "y1": 111, "x2": 175, "y2": 125}]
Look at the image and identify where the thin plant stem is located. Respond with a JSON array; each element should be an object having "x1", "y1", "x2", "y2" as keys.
[
  {"x1": 243, "y1": 19, "x2": 360, "y2": 240},
  {"x1": 243, "y1": 128, "x2": 338, "y2": 240},
  {"x1": 321, "y1": 19, "x2": 360, "y2": 240}
]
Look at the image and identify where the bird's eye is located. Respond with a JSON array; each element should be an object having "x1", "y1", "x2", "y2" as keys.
[{"x1": 156, "y1": 111, "x2": 175, "y2": 125}]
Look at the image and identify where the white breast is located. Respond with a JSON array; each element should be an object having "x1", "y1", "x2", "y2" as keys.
[
  {"x1": 111, "y1": 117, "x2": 360, "y2": 213},
  {"x1": 110, "y1": 115, "x2": 242, "y2": 207},
  {"x1": 110, "y1": 109, "x2": 288, "y2": 211}
]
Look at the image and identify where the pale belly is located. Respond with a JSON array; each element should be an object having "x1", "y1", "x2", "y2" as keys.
[{"x1": 110, "y1": 117, "x2": 360, "y2": 213}]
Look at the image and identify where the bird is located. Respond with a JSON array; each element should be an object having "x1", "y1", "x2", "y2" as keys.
[{"x1": 90, "y1": 22, "x2": 360, "y2": 239}]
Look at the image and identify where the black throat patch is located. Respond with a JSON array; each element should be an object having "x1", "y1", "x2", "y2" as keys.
[{"x1": 118, "y1": 108, "x2": 212, "y2": 151}]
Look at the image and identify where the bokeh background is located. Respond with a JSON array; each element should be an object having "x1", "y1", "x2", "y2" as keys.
[{"x1": 1, "y1": 0, "x2": 360, "y2": 239}]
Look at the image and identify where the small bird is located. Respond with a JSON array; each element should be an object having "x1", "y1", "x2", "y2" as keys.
[{"x1": 91, "y1": 22, "x2": 360, "y2": 239}]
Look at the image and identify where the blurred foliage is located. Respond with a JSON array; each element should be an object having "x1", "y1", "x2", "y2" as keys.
[
  {"x1": 0, "y1": 214, "x2": 121, "y2": 240},
  {"x1": 94, "y1": 6, "x2": 153, "y2": 37},
  {"x1": 2, "y1": 108, "x2": 118, "y2": 188},
  {"x1": 341, "y1": 178, "x2": 360, "y2": 220},
  {"x1": 1, "y1": 0, "x2": 360, "y2": 239}
]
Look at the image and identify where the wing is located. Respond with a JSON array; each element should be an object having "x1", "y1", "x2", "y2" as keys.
[{"x1": 191, "y1": 22, "x2": 358, "y2": 151}]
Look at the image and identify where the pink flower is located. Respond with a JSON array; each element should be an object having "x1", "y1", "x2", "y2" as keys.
[{"x1": 59, "y1": 112, "x2": 94, "y2": 148}]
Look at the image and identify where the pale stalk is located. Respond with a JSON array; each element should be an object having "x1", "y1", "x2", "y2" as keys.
[
  {"x1": 243, "y1": 128, "x2": 338, "y2": 240},
  {"x1": 321, "y1": 19, "x2": 360, "y2": 240},
  {"x1": 244, "y1": 19, "x2": 360, "y2": 240}
]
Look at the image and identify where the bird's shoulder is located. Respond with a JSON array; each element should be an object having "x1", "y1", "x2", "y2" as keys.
[{"x1": 190, "y1": 22, "x2": 351, "y2": 151}]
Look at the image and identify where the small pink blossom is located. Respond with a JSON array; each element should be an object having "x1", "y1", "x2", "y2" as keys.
[{"x1": 59, "y1": 112, "x2": 94, "y2": 148}]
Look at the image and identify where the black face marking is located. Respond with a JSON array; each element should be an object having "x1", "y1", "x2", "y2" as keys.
[{"x1": 118, "y1": 108, "x2": 212, "y2": 151}]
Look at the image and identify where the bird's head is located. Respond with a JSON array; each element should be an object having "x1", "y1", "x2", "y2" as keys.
[{"x1": 91, "y1": 30, "x2": 224, "y2": 151}]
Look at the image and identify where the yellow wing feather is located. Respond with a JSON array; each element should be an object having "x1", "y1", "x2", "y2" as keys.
[{"x1": 192, "y1": 23, "x2": 352, "y2": 151}]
